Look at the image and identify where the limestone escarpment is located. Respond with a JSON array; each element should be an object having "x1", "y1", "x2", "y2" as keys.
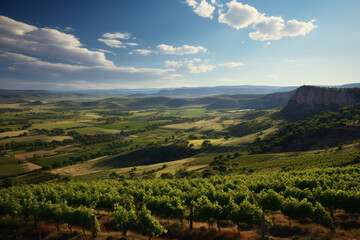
[
  {"x1": 280, "y1": 86, "x2": 360, "y2": 121},
  {"x1": 292, "y1": 86, "x2": 358, "y2": 107}
]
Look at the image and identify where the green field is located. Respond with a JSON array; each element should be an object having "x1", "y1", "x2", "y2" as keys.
[
  {"x1": 71, "y1": 126, "x2": 121, "y2": 134},
  {"x1": 30, "y1": 151, "x2": 94, "y2": 167},
  {"x1": 0, "y1": 135, "x2": 73, "y2": 144},
  {"x1": 30, "y1": 120, "x2": 89, "y2": 130},
  {"x1": 99, "y1": 121, "x2": 150, "y2": 130},
  {"x1": 0, "y1": 156, "x2": 27, "y2": 177}
]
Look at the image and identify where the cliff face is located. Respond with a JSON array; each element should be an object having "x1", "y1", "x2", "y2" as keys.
[
  {"x1": 292, "y1": 86, "x2": 358, "y2": 107},
  {"x1": 280, "y1": 86, "x2": 360, "y2": 121}
]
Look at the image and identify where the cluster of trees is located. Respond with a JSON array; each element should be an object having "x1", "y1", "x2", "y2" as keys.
[
  {"x1": 1, "y1": 166, "x2": 359, "y2": 238},
  {"x1": 68, "y1": 131, "x2": 119, "y2": 144},
  {"x1": 0, "y1": 108, "x2": 23, "y2": 114},
  {"x1": 0, "y1": 127, "x2": 13, "y2": 133},
  {"x1": 204, "y1": 153, "x2": 242, "y2": 176},
  {"x1": 31, "y1": 128, "x2": 65, "y2": 136},
  {"x1": 0, "y1": 139, "x2": 75, "y2": 151},
  {"x1": 108, "y1": 139, "x2": 134, "y2": 149},
  {"x1": 0, "y1": 118, "x2": 32, "y2": 130}
]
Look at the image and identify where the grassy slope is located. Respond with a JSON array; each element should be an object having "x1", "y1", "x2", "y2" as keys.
[
  {"x1": 52, "y1": 139, "x2": 360, "y2": 180},
  {"x1": 225, "y1": 141, "x2": 360, "y2": 172}
]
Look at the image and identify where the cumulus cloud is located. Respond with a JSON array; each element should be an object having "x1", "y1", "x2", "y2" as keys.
[
  {"x1": 218, "y1": 1, "x2": 317, "y2": 41},
  {"x1": 249, "y1": 16, "x2": 317, "y2": 41},
  {"x1": 0, "y1": 16, "x2": 183, "y2": 88},
  {"x1": 218, "y1": 1, "x2": 260, "y2": 29},
  {"x1": 185, "y1": 0, "x2": 198, "y2": 8},
  {"x1": 218, "y1": 61, "x2": 244, "y2": 67},
  {"x1": 184, "y1": 0, "x2": 316, "y2": 42},
  {"x1": 185, "y1": 0, "x2": 215, "y2": 19},
  {"x1": 0, "y1": 16, "x2": 113, "y2": 67},
  {"x1": 165, "y1": 59, "x2": 215, "y2": 74},
  {"x1": 194, "y1": 0, "x2": 216, "y2": 19},
  {"x1": 156, "y1": 44, "x2": 207, "y2": 55}
]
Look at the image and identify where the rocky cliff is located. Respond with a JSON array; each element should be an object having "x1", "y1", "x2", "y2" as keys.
[{"x1": 280, "y1": 86, "x2": 360, "y2": 121}]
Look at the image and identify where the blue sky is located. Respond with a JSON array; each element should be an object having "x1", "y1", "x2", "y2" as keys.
[{"x1": 0, "y1": 0, "x2": 359, "y2": 90}]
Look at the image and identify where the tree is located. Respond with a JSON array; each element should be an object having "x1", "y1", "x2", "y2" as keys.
[
  {"x1": 282, "y1": 197, "x2": 313, "y2": 228},
  {"x1": 73, "y1": 206, "x2": 97, "y2": 235},
  {"x1": 201, "y1": 140, "x2": 212, "y2": 149},
  {"x1": 312, "y1": 202, "x2": 333, "y2": 230},
  {"x1": 113, "y1": 205, "x2": 137, "y2": 236},
  {"x1": 258, "y1": 189, "x2": 284, "y2": 212},
  {"x1": 193, "y1": 196, "x2": 222, "y2": 229},
  {"x1": 137, "y1": 206, "x2": 167, "y2": 240},
  {"x1": 227, "y1": 200, "x2": 262, "y2": 234}
]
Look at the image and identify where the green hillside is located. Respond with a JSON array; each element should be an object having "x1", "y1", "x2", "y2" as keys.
[{"x1": 254, "y1": 108, "x2": 360, "y2": 153}]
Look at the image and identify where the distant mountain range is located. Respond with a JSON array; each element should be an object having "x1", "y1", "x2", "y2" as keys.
[{"x1": 1, "y1": 83, "x2": 359, "y2": 102}]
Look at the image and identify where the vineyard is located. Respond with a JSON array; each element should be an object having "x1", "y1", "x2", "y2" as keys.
[{"x1": 1, "y1": 166, "x2": 360, "y2": 239}]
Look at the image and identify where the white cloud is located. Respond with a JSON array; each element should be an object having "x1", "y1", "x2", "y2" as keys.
[
  {"x1": 131, "y1": 49, "x2": 153, "y2": 56},
  {"x1": 185, "y1": 0, "x2": 215, "y2": 19},
  {"x1": 285, "y1": 19, "x2": 317, "y2": 37},
  {"x1": 99, "y1": 32, "x2": 138, "y2": 48},
  {"x1": 193, "y1": 58, "x2": 202, "y2": 63},
  {"x1": 0, "y1": 51, "x2": 39, "y2": 62},
  {"x1": 0, "y1": 16, "x2": 184, "y2": 87},
  {"x1": 102, "y1": 32, "x2": 131, "y2": 39},
  {"x1": 218, "y1": 61, "x2": 244, "y2": 67},
  {"x1": 185, "y1": 0, "x2": 198, "y2": 8},
  {"x1": 130, "y1": 44, "x2": 207, "y2": 56},
  {"x1": 211, "y1": 0, "x2": 223, "y2": 7},
  {"x1": 156, "y1": 44, "x2": 207, "y2": 55},
  {"x1": 0, "y1": 16, "x2": 113, "y2": 67},
  {"x1": 165, "y1": 60, "x2": 184, "y2": 68},
  {"x1": 64, "y1": 27, "x2": 73, "y2": 32},
  {"x1": 92, "y1": 48, "x2": 114, "y2": 54},
  {"x1": 165, "y1": 59, "x2": 215, "y2": 74},
  {"x1": 182, "y1": 0, "x2": 317, "y2": 42},
  {"x1": 218, "y1": 1, "x2": 260, "y2": 29},
  {"x1": 125, "y1": 42, "x2": 139, "y2": 46},
  {"x1": 249, "y1": 16, "x2": 317, "y2": 41},
  {"x1": 194, "y1": 0, "x2": 216, "y2": 19},
  {"x1": 1, "y1": 51, "x2": 181, "y2": 82},
  {"x1": 98, "y1": 38, "x2": 126, "y2": 48}
]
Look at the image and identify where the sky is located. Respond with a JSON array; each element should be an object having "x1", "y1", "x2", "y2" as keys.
[{"x1": 0, "y1": 0, "x2": 359, "y2": 90}]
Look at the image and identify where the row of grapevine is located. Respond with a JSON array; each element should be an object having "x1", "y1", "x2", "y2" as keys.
[
  {"x1": 0, "y1": 196, "x2": 100, "y2": 235},
  {"x1": 0, "y1": 166, "x2": 359, "y2": 238}
]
